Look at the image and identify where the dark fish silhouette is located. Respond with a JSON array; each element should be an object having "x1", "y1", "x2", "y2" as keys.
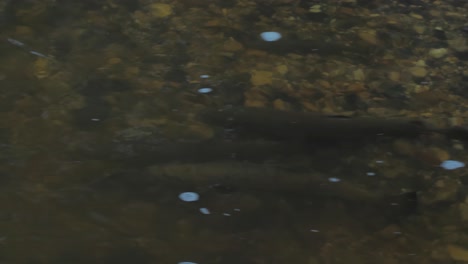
[
  {"x1": 92, "y1": 107, "x2": 432, "y2": 217},
  {"x1": 92, "y1": 162, "x2": 418, "y2": 218},
  {"x1": 200, "y1": 107, "x2": 468, "y2": 143},
  {"x1": 104, "y1": 107, "x2": 468, "y2": 166}
]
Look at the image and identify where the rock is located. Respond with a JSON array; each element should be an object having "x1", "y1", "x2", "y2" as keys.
[
  {"x1": 413, "y1": 147, "x2": 448, "y2": 165},
  {"x1": 188, "y1": 124, "x2": 214, "y2": 139},
  {"x1": 250, "y1": 70, "x2": 273, "y2": 86},
  {"x1": 358, "y1": 30, "x2": 379, "y2": 45},
  {"x1": 245, "y1": 99, "x2": 267, "y2": 108},
  {"x1": 428, "y1": 147, "x2": 450, "y2": 162},
  {"x1": 448, "y1": 37, "x2": 468, "y2": 52},
  {"x1": 414, "y1": 59, "x2": 427, "y2": 67},
  {"x1": 378, "y1": 224, "x2": 402, "y2": 239},
  {"x1": 107, "y1": 57, "x2": 122, "y2": 65},
  {"x1": 413, "y1": 25, "x2": 425, "y2": 34},
  {"x1": 429, "y1": 48, "x2": 448, "y2": 58},
  {"x1": 447, "y1": 244, "x2": 468, "y2": 261},
  {"x1": 458, "y1": 202, "x2": 468, "y2": 221},
  {"x1": 125, "y1": 66, "x2": 140, "y2": 78},
  {"x1": 409, "y1": 66, "x2": 427, "y2": 78},
  {"x1": 33, "y1": 57, "x2": 51, "y2": 79},
  {"x1": 309, "y1": 4, "x2": 322, "y2": 13},
  {"x1": 244, "y1": 87, "x2": 268, "y2": 107},
  {"x1": 448, "y1": 117, "x2": 465, "y2": 127},
  {"x1": 393, "y1": 139, "x2": 415, "y2": 156},
  {"x1": 353, "y1": 69, "x2": 365, "y2": 81},
  {"x1": 419, "y1": 177, "x2": 460, "y2": 206},
  {"x1": 275, "y1": 64, "x2": 288, "y2": 75},
  {"x1": 412, "y1": 84, "x2": 429, "y2": 93},
  {"x1": 15, "y1": 25, "x2": 33, "y2": 37},
  {"x1": 431, "y1": 246, "x2": 451, "y2": 261},
  {"x1": 387, "y1": 71, "x2": 400, "y2": 82},
  {"x1": 150, "y1": 3, "x2": 172, "y2": 18},
  {"x1": 409, "y1": 13, "x2": 423, "y2": 19},
  {"x1": 302, "y1": 101, "x2": 319, "y2": 111},
  {"x1": 273, "y1": 99, "x2": 289, "y2": 110},
  {"x1": 223, "y1": 38, "x2": 243, "y2": 52}
]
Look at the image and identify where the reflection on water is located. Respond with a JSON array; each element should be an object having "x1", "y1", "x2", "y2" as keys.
[{"x1": 1, "y1": 0, "x2": 468, "y2": 263}]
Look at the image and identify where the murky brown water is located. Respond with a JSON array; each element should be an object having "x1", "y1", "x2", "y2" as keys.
[{"x1": 0, "y1": 1, "x2": 468, "y2": 263}]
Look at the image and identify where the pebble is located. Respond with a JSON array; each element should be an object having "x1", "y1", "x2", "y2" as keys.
[
  {"x1": 429, "y1": 48, "x2": 448, "y2": 58},
  {"x1": 447, "y1": 244, "x2": 468, "y2": 261},
  {"x1": 409, "y1": 66, "x2": 427, "y2": 78},
  {"x1": 409, "y1": 13, "x2": 423, "y2": 19},
  {"x1": 150, "y1": 3, "x2": 172, "y2": 18},
  {"x1": 448, "y1": 37, "x2": 468, "y2": 52},
  {"x1": 458, "y1": 202, "x2": 468, "y2": 221},
  {"x1": 309, "y1": 4, "x2": 322, "y2": 13},
  {"x1": 414, "y1": 59, "x2": 427, "y2": 67},
  {"x1": 33, "y1": 57, "x2": 51, "y2": 79},
  {"x1": 223, "y1": 38, "x2": 243, "y2": 51},
  {"x1": 353, "y1": 69, "x2": 365, "y2": 81},
  {"x1": 378, "y1": 224, "x2": 402, "y2": 239},
  {"x1": 419, "y1": 177, "x2": 460, "y2": 206},
  {"x1": 250, "y1": 70, "x2": 273, "y2": 86},
  {"x1": 388, "y1": 71, "x2": 400, "y2": 81},
  {"x1": 245, "y1": 98, "x2": 267, "y2": 108},
  {"x1": 429, "y1": 147, "x2": 450, "y2": 162},
  {"x1": 413, "y1": 25, "x2": 426, "y2": 34},
  {"x1": 358, "y1": 30, "x2": 379, "y2": 45},
  {"x1": 275, "y1": 64, "x2": 288, "y2": 75},
  {"x1": 273, "y1": 99, "x2": 288, "y2": 110},
  {"x1": 107, "y1": 57, "x2": 122, "y2": 65}
]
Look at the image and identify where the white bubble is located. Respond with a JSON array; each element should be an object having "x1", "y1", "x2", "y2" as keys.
[
  {"x1": 328, "y1": 177, "x2": 341, "y2": 182},
  {"x1": 178, "y1": 192, "x2": 199, "y2": 202},
  {"x1": 260, "y1": 31, "x2": 282, "y2": 42},
  {"x1": 366, "y1": 172, "x2": 376, "y2": 176},
  {"x1": 199, "y1": 207, "x2": 210, "y2": 214},
  {"x1": 198, "y1": 87, "x2": 213, "y2": 94},
  {"x1": 199, "y1": 74, "x2": 210, "y2": 78},
  {"x1": 440, "y1": 160, "x2": 465, "y2": 170},
  {"x1": 178, "y1": 262, "x2": 197, "y2": 264}
]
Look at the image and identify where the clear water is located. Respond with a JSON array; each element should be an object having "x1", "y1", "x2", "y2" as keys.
[{"x1": 0, "y1": 1, "x2": 467, "y2": 263}]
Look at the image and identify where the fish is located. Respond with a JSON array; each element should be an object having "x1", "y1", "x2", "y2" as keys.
[
  {"x1": 105, "y1": 107, "x2": 468, "y2": 166},
  {"x1": 200, "y1": 107, "x2": 468, "y2": 143},
  {"x1": 199, "y1": 107, "x2": 430, "y2": 143},
  {"x1": 110, "y1": 139, "x2": 313, "y2": 166},
  {"x1": 91, "y1": 162, "x2": 418, "y2": 218}
]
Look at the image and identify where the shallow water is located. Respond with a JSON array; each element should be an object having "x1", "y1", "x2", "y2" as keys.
[{"x1": 0, "y1": 1, "x2": 468, "y2": 263}]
